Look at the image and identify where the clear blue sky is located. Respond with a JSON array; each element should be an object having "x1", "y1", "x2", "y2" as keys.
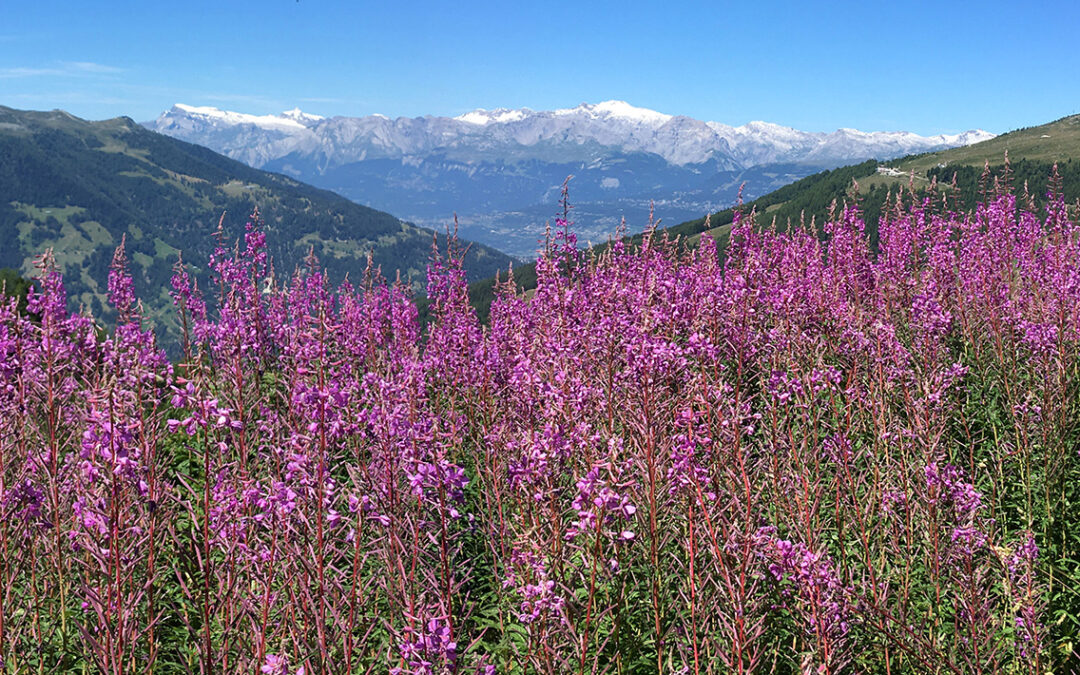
[{"x1": 2, "y1": 0, "x2": 1078, "y2": 135}]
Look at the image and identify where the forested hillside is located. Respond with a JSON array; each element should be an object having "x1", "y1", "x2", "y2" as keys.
[{"x1": 0, "y1": 106, "x2": 512, "y2": 330}]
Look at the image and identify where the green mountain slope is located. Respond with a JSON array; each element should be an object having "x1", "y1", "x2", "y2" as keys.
[
  {"x1": 464, "y1": 114, "x2": 1080, "y2": 321},
  {"x1": 887, "y1": 113, "x2": 1080, "y2": 173},
  {"x1": 0, "y1": 105, "x2": 512, "y2": 329},
  {"x1": 678, "y1": 114, "x2": 1080, "y2": 248}
]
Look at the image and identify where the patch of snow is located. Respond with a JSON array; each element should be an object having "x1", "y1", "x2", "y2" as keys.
[
  {"x1": 554, "y1": 100, "x2": 673, "y2": 126},
  {"x1": 935, "y1": 129, "x2": 995, "y2": 146},
  {"x1": 455, "y1": 108, "x2": 530, "y2": 125},
  {"x1": 281, "y1": 108, "x2": 324, "y2": 123},
  {"x1": 172, "y1": 103, "x2": 308, "y2": 132}
]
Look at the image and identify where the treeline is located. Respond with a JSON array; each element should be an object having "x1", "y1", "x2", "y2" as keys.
[
  {"x1": 0, "y1": 268, "x2": 30, "y2": 315},
  {"x1": 926, "y1": 157, "x2": 1080, "y2": 206}
]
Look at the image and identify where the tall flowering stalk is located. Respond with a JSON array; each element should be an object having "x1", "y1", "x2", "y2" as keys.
[{"x1": 73, "y1": 240, "x2": 172, "y2": 672}]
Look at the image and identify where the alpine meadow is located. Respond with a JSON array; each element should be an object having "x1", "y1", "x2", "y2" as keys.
[{"x1": 4, "y1": 1, "x2": 1080, "y2": 673}]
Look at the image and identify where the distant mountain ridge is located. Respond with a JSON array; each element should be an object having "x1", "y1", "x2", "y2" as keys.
[
  {"x1": 151, "y1": 101, "x2": 992, "y2": 169},
  {"x1": 145, "y1": 101, "x2": 993, "y2": 257}
]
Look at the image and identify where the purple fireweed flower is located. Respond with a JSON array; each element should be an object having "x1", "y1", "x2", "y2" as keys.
[
  {"x1": 2, "y1": 478, "x2": 48, "y2": 530},
  {"x1": 1017, "y1": 320, "x2": 1059, "y2": 357},
  {"x1": 80, "y1": 407, "x2": 143, "y2": 491},
  {"x1": 757, "y1": 533, "x2": 852, "y2": 644},
  {"x1": 261, "y1": 654, "x2": 291, "y2": 675},
  {"x1": 822, "y1": 433, "x2": 854, "y2": 463},
  {"x1": 880, "y1": 490, "x2": 908, "y2": 518},
  {"x1": 518, "y1": 578, "x2": 563, "y2": 624},
  {"x1": 107, "y1": 239, "x2": 138, "y2": 325},
  {"x1": 1004, "y1": 532, "x2": 1044, "y2": 662},
  {"x1": 950, "y1": 526, "x2": 988, "y2": 557},
  {"x1": 26, "y1": 252, "x2": 68, "y2": 326},
  {"x1": 405, "y1": 459, "x2": 469, "y2": 509},
  {"x1": 71, "y1": 495, "x2": 109, "y2": 538},
  {"x1": 566, "y1": 458, "x2": 636, "y2": 541},
  {"x1": 1007, "y1": 533, "x2": 1039, "y2": 573},
  {"x1": 503, "y1": 549, "x2": 565, "y2": 625},
  {"x1": 166, "y1": 383, "x2": 242, "y2": 436},
  {"x1": 925, "y1": 462, "x2": 983, "y2": 517},
  {"x1": 911, "y1": 291, "x2": 952, "y2": 339},
  {"x1": 667, "y1": 408, "x2": 715, "y2": 500},
  {"x1": 398, "y1": 618, "x2": 457, "y2": 675},
  {"x1": 6, "y1": 163, "x2": 1077, "y2": 671}
]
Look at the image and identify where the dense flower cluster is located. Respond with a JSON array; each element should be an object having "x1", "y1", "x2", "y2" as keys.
[{"x1": 1, "y1": 177, "x2": 1078, "y2": 674}]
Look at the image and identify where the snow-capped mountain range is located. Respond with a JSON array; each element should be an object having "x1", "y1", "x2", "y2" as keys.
[{"x1": 146, "y1": 101, "x2": 993, "y2": 256}]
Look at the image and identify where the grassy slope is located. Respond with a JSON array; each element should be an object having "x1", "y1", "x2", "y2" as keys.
[
  {"x1": 0, "y1": 106, "x2": 513, "y2": 333},
  {"x1": 890, "y1": 114, "x2": 1080, "y2": 171}
]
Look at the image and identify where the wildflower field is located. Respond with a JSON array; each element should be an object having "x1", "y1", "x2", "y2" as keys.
[{"x1": 1, "y1": 175, "x2": 1078, "y2": 674}]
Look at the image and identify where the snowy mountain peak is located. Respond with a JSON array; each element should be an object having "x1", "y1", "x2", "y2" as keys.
[
  {"x1": 939, "y1": 129, "x2": 996, "y2": 146},
  {"x1": 281, "y1": 108, "x2": 324, "y2": 124},
  {"x1": 453, "y1": 100, "x2": 675, "y2": 127},
  {"x1": 455, "y1": 107, "x2": 531, "y2": 125},
  {"x1": 167, "y1": 103, "x2": 310, "y2": 132},
  {"x1": 555, "y1": 100, "x2": 674, "y2": 126},
  {"x1": 743, "y1": 121, "x2": 789, "y2": 131}
]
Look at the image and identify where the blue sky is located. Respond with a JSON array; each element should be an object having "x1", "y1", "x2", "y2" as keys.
[{"x1": 2, "y1": 0, "x2": 1078, "y2": 135}]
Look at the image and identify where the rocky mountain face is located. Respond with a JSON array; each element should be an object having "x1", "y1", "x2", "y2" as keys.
[{"x1": 147, "y1": 101, "x2": 993, "y2": 257}]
